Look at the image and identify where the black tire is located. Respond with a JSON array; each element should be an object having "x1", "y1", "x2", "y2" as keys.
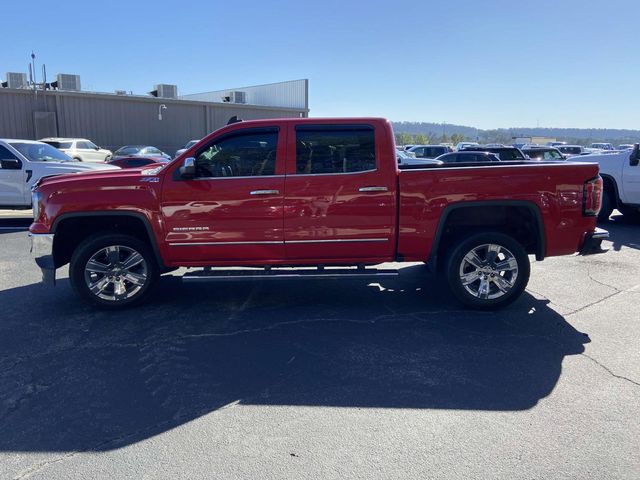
[
  {"x1": 445, "y1": 231, "x2": 530, "y2": 310},
  {"x1": 619, "y1": 205, "x2": 640, "y2": 221},
  {"x1": 598, "y1": 189, "x2": 614, "y2": 221},
  {"x1": 73, "y1": 157, "x2": 82, "y2": 162},
  {"x1": 69, "y1": 233, "x2": 159, "y2": 309}
]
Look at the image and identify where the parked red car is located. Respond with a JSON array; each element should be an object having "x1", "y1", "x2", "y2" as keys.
[{"x1": 30, "y1": 118, "x2": 607, "y2": 309}]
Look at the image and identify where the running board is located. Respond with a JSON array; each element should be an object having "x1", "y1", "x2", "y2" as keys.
[{"x1": 182, "y1": 267, "x2": 399, "y2": 282}]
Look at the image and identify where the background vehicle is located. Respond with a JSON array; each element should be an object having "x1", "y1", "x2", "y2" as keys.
[
  {"x1": 548, "y1": 141, "x2": 567, "y2": 147},
  {"x1": 460, "y1": 146, "x2": 526, "y2": 160},
  {"x1": 39, "y1": 138, "x2": 112, "y2": 162},
  {"x1": 590, "y1": 142, "x2": 614, "y2": 151},
  {"x1": 557, "y1": 145, "x2": 592, "y2": 157},
  {"x1": 111, "y1": 145, "x2": 171, "y2": 162},
  {"x1": 174, "y1": 140, "x2": 200, "y2": 159},
  {"x1": 455, "y1": 141, "x2": 480, "y2": 151},
  {"x1": 0, "y1": 139, "x2": 118, "y2": 208},
  {"x1": 586, "y1": 144, "x2": 640, "y2": 221},
  {"x1": 618, "y1": 144, "x2": 634, "y2": 150},
  {"x1": 108, "y1": 156, "x2": 169, "y2": 169},
  {"x1": 397, "y1": 150, "x2": 443, "y2": 167},
  {"x1": 406, "y1": 145, "x2": 449, "y2": 159},
  {"x1": 436, "y1": 151, "x2": 501, "y2": 163},
  {"x1": 29, "y1": 117, "x2": 606, "y2": 311},
  {"x1": 521, "y1": 147, "x2": 566, "y2": 161}
]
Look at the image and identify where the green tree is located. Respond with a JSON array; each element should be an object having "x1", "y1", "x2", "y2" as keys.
[{"x1": 414, "y1": 134, "x2": 429, "y2": 145}]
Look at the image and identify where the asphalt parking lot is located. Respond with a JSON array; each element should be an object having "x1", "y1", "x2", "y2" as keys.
[{"x1": 0, "y1": 213, "x2": 638, "y2": 479}]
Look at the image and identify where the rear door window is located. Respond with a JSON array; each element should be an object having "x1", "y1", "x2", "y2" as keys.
[{"x1": 295, "y1": 125, "x2": 376, "y2": 174}]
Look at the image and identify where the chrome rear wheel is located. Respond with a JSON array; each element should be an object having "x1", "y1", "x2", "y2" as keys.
[{"x1": 459, "y1": 243, "x2": 519, "y2": 300}]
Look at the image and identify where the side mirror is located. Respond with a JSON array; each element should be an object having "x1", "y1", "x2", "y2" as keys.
[
  {"x1": 0, "y1": 158, "x2": 22, "y2": 170},
  {"x1": 631, "y1": 144, "x2": 640, "y2": 167},
  {"x1": 179, "y1": 157, "x2": 196, "y2": 178}
]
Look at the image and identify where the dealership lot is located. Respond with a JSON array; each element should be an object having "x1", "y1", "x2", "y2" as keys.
[{"x1": 0, "y1": 213, "x2": 638, "y2": 479}]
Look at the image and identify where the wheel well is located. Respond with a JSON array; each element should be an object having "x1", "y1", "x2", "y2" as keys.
[
  {"x1": 432, "y1": 204, "x2": 543, "y2": 270},
  {"x1": 52, "y1": 215, "x2": 157, "y2": 268},
  {"x1": 600, "y1": 175, "x2": 619, "y2": 207}
]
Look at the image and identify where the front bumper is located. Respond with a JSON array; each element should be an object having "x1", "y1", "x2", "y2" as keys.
[
  {"x1": 580, "y1": 227, "x2": 609, "y2": 255},
  {"x1": 30, "y1": 233, "x2": 56, "y2": 285}
]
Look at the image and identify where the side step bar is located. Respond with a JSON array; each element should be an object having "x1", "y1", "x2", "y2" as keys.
[{"x1": 182, "y1": 267, "x2": 399, "y2": 283}]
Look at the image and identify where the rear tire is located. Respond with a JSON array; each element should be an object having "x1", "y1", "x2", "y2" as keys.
[
  {"x1": 598, "y1": 189, "x2": 614, "y2": 221},
  {"x1": 69, "y1": 233, "x2": 159, "y2": 309},
  {"x1": 445, "y1": 232, "x2": 530, "y2": 310}
]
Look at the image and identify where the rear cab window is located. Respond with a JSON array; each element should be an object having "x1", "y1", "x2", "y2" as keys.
[{"x1": 294, "y1": 125, "x2": 376, "y2": 174}]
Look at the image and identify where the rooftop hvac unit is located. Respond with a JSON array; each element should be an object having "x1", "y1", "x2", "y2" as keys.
[
  {"x1": 229, "y1": 91, "x2": 246, "y2": 104},
  {"x1": 3, "y1": 72, "x2": 28, "y2": 89},
  {"x1": 115, "y1": 90, "x2": 128, "y2": 95},
  {"x1": 56, "y1": 73, "x2": 81, "y2": 91},
  {"x1": 151, "y1": 84, "x2": 177, "y2": 99}
]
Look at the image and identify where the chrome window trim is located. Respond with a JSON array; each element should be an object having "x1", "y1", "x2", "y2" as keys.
[
  {"x1": 292, "y1": 168, "x2": 378, "y2": 177},
  {"x1": 192, "y1": 174, "x2": 285, "y2": 181}
]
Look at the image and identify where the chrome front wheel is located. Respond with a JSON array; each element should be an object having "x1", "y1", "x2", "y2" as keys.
[
  {"x1": 84, "y1": 245, "x2": 148, "y2": 302},
  {"x1": 70, "y1": 233, "x2": 158, "y2": 308}
]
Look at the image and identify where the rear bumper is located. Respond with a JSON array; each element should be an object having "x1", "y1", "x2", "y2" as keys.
[
  {"x1": 29, "y1": 233, "x2": 56, "y2": 285},
  {"x1": 580, "y1": 227, "x2": 609, "y2": 255}
]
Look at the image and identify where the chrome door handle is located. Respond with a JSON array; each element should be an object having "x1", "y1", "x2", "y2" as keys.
[
  {"x1": 359, "y1": 186, "x2": 388, "y2": 192},
  {"x1": 250, "y1": 189, "x2": 280, "y2": 195}
]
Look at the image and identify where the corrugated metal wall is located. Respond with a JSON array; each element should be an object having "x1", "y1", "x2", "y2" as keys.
[
  {"x1": 181, "y1": 79, "x2": 308, "y2": 110},
  {"x1": 0, "y1": 88, "x2": 307, "y2": 155}
]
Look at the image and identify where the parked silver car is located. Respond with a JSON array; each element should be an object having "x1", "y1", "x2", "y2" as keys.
[{"x1": 174, "y1": 139, "x2": 200, "y2": 159}]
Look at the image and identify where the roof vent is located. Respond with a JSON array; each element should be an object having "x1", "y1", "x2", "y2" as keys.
[{"x1": 149, "y1": 84, "x2": 177, "y2": 99}]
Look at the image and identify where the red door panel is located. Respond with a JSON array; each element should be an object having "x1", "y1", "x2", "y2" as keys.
[
  {"x1": 160, "y1": 127, "x2": 286, "y2": 264},
  {"x1": 283, "y1": 122, "x2": 397, "y2": 261}
]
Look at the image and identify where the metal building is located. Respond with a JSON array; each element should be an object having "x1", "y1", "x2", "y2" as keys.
[{"x1": 0, "y1": 78, "x2": 309, "y2": 155}]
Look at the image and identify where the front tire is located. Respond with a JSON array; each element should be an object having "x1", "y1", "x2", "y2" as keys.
[
  {"x1": 69, "y1": 233, "x2": 159, "y2": 308},
  {"x1": 445, "y1": 232, "x2": 530, "y2": 310}
]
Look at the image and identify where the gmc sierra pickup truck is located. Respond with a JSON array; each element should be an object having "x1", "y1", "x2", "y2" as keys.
[{"x1": 29, "y1": 118, "x2": 608, "y2": 309}]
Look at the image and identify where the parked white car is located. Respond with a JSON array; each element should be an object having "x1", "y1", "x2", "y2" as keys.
[
  {"x1": 585, "y1": 144, "x2": 640, "y2": 220},
  {"x1": 39, "y1": 137, "x2": 112, "y2": 163},
  {"x1": 455, "y1": 142, "x2": 480, "y2": 151},
  {"x1": 590, "y1": 142, "x2": 614, "y2": 151},
  {"x1": 0, "y1": 139, "x2": 119, "y2": 208}
]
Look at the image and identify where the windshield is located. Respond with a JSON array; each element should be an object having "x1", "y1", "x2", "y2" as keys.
[
  {"x1": 488, "y1": 148, "x2": 525, "y2": 160},
  {"x1": 115, "y1": 146, "x2": 143, "y2": 155},
  {"x1": 9, "y1": 142, "x2": 73, "y2": 162}
]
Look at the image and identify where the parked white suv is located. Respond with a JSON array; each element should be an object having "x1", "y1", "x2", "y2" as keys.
[
  {"x1": 39, "y1": 138, "x2": 112, "y2": 163},
  {"x1": 586, "y1": 144, "x2": 640, "y2": 220},
  {"x1": 0, "y1": 139, "x2": 119, "y2": 208}
]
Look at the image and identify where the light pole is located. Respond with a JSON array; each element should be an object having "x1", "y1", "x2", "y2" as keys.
[{"x1": 158, "y1": 104, "x2": 167, "y2": 121}]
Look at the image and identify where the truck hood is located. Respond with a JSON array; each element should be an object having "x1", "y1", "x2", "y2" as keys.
[
  {"x1": 37, "y1": 161, "x2": 120, "y2": 173},
  {"x1": 36, "y1": 164, "x2": 158, "y2": 189}
]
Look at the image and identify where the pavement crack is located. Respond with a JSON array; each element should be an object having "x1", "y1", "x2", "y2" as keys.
[{"x1": 579, "y1": 353, "x2": 640, "y2": 387}]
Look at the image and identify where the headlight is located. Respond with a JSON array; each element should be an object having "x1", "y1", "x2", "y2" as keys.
[{"x1": 32, "y1": 191, "x2": 42, "y2": 219}]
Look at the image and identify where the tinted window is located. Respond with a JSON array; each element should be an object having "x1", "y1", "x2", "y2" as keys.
[
  {"x1": 142, "y1": 147, "x2": 162, "y2": 155},
  {"x1": 296, "y1": 126, "x2": 375, "y2": 174},
  {"x1": 42, "y1": 141, "x2": 73, "y2": 149},
  {"x1": 76, "y1": 141, "x2": 94, "y2": 149},
  {"x1": 116, "y1": 146, "x2": 142, "y2": 155},
  {"x1": 422, "y1": 146, "x2": 446, "y2": 158},
  {"x1": 490, "y1": 148, "x2": 524, "y2": 160},
  {"x1": 9, "y1": 142, "x2": 71, "y2": 162},
  {"x1": 195, "y1": 130, "x2": 277, "y2": 178},
  {"x1": 0, "y1": 145, "x2": 19, "y2": 161},
  {"x1": 559, "y1": 147, "x2": 581, "y2": 154}
]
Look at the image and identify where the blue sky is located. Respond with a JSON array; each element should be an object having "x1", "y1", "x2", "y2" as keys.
[{"x1": 3, "y1": 0, "x2": 638, "y2": 129}]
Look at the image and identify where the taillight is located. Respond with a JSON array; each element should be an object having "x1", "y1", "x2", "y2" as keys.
[{"x1": 583, "y1": 176, "x2": 603, "y2": 216}]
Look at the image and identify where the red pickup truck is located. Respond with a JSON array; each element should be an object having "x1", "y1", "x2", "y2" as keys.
[{"x1": 29, "y1": 118, "x2": 608, "y2": 309}]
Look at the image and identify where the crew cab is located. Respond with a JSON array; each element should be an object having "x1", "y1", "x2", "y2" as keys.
[
  {"x1": 0, "y1": 139, "x2": 119, "y2": 208},
  {"x1": 29, "y1": 118, "x2": 608, "y2": 310},
  {"x1": 585, "y1": 144, "x2": 640, "y2": 220}
]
